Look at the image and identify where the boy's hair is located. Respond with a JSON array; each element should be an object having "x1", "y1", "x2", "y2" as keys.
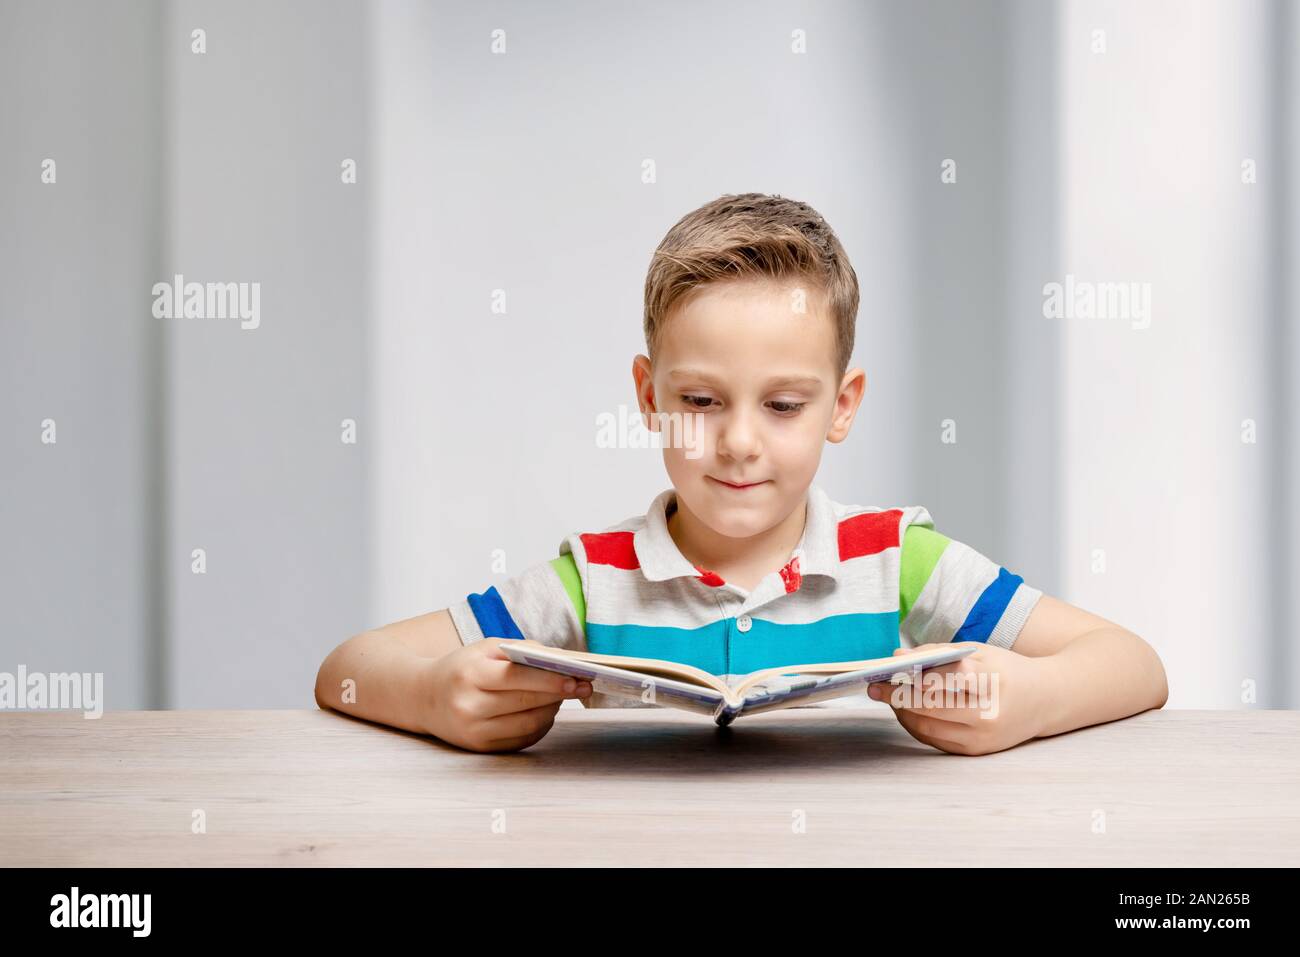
[{"x1": 643, "y1": 192, "x2": 860, "y2": 379}]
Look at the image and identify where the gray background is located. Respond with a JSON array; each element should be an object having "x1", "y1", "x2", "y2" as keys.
[{"x1": 1, "y1": 0, "x2": 1295, "y2": 711}]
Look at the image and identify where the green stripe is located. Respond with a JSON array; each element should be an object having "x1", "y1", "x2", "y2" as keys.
[
  {"x1": 899, "y1": 525, "x2": 950, "y2": 624},
  {"x1": 549, "y1": 553, "x2": 587, "y2": 637}
]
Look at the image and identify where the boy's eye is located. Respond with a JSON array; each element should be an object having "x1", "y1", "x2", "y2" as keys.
[
  {"x1": 768, "y1": 400, "x2": 806, "y2": 415},
  {"x1": 680, "y1": 395, "x2": 806, "y2": 414}
]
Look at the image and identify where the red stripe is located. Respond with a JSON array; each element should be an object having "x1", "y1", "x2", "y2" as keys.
[
  {"x1": 779, "y1": 554, "x2": 803, "y2": 593},
  {"x1": 838, "y1": 509, "x2": 903, "y2": 561},
  {"x1": 580, "y1": 531, "x2": 640, "y2": 570},
  {"x1": 694, "y1": 565, "x2": 726, "y2": 587}
]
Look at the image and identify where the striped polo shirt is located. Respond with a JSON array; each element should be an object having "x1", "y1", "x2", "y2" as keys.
[{"x1": 447, "y1": 484, "x2": 1043, "y2": 709}]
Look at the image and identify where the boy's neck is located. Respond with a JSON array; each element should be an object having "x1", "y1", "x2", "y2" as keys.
[{"x1": 665, "y1": 489, "x2": 808, "y2": 582}]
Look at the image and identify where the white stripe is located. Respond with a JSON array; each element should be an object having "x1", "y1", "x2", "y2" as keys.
[
  {"x1": 447, "y1": 560, "x2": 584, "y2": 651},
  {"x1": 902, "y1": 540, "x2": 999, "y2": 645},
  {"x1": 447, "y1": 598, "x2": 484, "y2": 645},
  {"x1": 585, "y1": 550, "x2": 903, "y2": 630},
  {"x1": 988, "y1": 582, "x2": 1045, "y2": 649}
]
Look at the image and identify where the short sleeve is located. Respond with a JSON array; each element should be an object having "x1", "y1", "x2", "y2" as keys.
[
  {"x1": 898, "y1": 524, "x2": 1043, "y2": 650},
  {"x1": 447, "y1": 550, "x2": 587, "y2": 652}
]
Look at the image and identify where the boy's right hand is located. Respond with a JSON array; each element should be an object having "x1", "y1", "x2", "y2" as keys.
[{"x1": 423, "y1": 639, "x2": 593, "y2": 753}]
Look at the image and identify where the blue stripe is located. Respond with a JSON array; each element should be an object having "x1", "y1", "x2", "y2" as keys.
[
  {"x1": 953, "y1": 568, "x2": 1022, "y2": 643},
  {"x1": 466, "y1": 586, "x2": 524, "y2": 639},
  {"x1": 586, "y1": 612, "x2": 901, "y2": 675}
]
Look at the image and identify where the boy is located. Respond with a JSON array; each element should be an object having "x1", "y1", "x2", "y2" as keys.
[{"x1": 315, "y1": 192, "x2": 1168, "y2": 755}]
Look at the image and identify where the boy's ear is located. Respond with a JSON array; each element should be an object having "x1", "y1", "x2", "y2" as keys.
[
  {"x1": 826, "y1": 367, "x2": 867, "y2": 443},
  {"x1": 632, "y1": 354, "x2": 658, "y2": 413}
]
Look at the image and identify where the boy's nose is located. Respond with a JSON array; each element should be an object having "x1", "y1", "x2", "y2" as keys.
[{"x1": 716, "y1": 410, "x2": 763, "y2": 460}]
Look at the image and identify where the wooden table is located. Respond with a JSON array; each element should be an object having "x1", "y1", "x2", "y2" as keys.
[{"x1": 2, "y1": 708, "x2": 1296, "y2": 866}]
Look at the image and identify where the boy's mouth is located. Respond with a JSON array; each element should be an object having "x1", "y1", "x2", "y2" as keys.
[{"x1": 708, "y1": 476, "x2": 769, "y2": 490}]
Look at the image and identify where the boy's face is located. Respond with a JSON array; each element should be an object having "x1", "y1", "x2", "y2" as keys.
[{"x1": 633, "y1": 277, "x2": 866, "y2": 541}]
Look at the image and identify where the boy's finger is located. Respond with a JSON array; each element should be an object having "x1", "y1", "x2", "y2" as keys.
[
  {"x1": 477, "y1": 658, "x2": 584, "y2": 695},
  {"x1": 877, "y1": 688, "x2": 981, "y2": 726},
  {"x1": 492, "y1": 688, "x2": 567, "y2": 713},
  {"x1": 486, "y1": 685, "x2": 590, "y2": 714},
  {"x1": 896, "y1": 708, "x2": 974, "y2": 745},
  {"x1": 894, "y1": 702, "x2": 983, "y2": 726},
  {"x1": 480, "y1": 700, "x2": 565, "y2": 745}
]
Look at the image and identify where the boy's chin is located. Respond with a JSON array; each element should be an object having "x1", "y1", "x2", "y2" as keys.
[
  {"x1": 702, "y1": 512, "x2": 782, "y2": 541},
  {"x1": 687, "y1": 495, "x2": 782, "y2": 538}
]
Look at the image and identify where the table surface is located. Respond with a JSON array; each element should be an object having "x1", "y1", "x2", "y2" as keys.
[{"x1": 3, "y1": 707, "x2": 1297, "y2": 866}]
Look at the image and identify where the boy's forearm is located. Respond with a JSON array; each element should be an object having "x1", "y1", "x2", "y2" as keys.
[
  {"x1": 315, "y1": 633, "x2": 442, "y2": 736},
  {"x1": 1034, "y1": 627, "x2": 1168, "y2": 739}
]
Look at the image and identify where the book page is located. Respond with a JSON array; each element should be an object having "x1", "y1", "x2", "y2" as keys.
[
  {"x1": 497, "y1": 641, "x2": 727, "y2": 715},
  {"x1": 736, "y1": 645, "x2": 979, "y2": 716},
  {"x1": 733, "y1": 643, "x2": 978, "y2": 699},
  {"x1": 503, "y1": 640, "x2": 730, "y2": 695}
]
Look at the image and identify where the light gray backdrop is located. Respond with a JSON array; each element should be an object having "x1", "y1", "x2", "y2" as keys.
[{"x1": 2, "y1": 0, "x2": 1295, "y2": 711}]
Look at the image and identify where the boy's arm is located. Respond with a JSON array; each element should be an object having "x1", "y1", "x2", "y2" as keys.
[
  {"x1": 313, "y1": 610, "x2": 462, "y2": 735},
  {"x1": 1011, "y1": 595, "x2": 1169, "y2": 737}
]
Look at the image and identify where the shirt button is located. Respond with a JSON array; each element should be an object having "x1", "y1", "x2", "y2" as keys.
[{"x1": 736, "y1": 615, "x2": 752, "y2": 633}]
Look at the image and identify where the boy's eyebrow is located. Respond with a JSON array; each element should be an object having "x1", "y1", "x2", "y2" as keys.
[{"x1": 668, "y1": 368, "x2": 823, "y2": 389}]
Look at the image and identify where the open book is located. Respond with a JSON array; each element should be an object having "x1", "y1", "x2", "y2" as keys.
[{"x1": 496, "y1": 639, "x2": 978, "y2": 726}]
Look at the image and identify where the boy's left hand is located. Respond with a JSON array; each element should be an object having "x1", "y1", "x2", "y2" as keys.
[{"x1": 866, "y1": 644, "x2": 1058, "y2": 756}]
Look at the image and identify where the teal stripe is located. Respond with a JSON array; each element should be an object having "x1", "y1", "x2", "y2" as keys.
[
  {"x1": 586, "y1": 621, "x2": 729, "y2": 673},
  {"x1": 733, "y1": 614, "x2": 900, "y2": 673},
  {"x1": 586, "y1": 612, "x2": 901, "y2": 676}
]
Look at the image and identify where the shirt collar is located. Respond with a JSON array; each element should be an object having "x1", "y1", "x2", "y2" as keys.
[{"x1": 632, "y1": 483, "x2": 841, "y2": 583}]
